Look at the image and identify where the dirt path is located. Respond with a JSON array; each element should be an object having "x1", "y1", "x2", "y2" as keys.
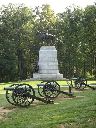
[{"x1": 0, "y1": 106, "x2": 15, "y2": 120}]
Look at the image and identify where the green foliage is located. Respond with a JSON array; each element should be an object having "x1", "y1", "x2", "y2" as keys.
[
  {"x1": 0, "y1": 4, "x2": 35, "y2": 81},
  {"x1": 0, "y1": 3, "x2": 96, "y2": 82}
]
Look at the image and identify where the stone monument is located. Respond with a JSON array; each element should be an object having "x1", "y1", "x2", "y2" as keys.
[{"x1": 33, "y1": 46, "x2": 63, "y2": 80}]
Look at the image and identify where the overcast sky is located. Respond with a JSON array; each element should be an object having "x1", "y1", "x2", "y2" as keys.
[{"x1": 0, "y1": 0, "x2": 95, "y2": 13}]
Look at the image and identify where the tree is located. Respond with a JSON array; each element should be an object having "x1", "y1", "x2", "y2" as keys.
[
  {"x1": 56, "y1": 7, "x2": 84, "y2": 77},
  {"x1": 0, "y1": 4, "x2": 35, "y2": 81},
  {"x1": 33, "y1": 4, "x2": 57, "y2": 46},
  {"x1": 81, "y1": 4, "x2": 96, "y2": 77}
]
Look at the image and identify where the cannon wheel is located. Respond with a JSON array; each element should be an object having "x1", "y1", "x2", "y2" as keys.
[
  {"x1": 43, "y1": 81, "x2": 60, "y2": 98},
  {"x1": 75, "y1": 81, "x2": 86, "y2": 89},
  {"x1": 38, "y1": 81, "x2": 48, "y2": 97},
  {"x1": 12, "y1": 84, "x2": 35, "y2": 107},
  {"x1": 6, "y1": 84, "x2": 19, "y2": 105}
]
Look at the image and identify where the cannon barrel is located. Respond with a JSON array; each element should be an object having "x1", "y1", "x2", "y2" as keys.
[
  {"x1": 4, "y1": 87, "x2": 15, "y2": 91},
  {"x1": 4, "y1": 86, "x2": 31, "y2": 91}
]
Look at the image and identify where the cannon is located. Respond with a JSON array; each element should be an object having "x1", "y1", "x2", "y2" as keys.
[
  {"x1": 4, "y1": 80, "x2": 73, "y2": 107},
  {"x1": 71, "y1": 77, "x2": 96, "y2": 90}
]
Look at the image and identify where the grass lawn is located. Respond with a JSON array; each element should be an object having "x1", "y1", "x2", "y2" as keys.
[{"x1": 0, "y1": 81, "x2": 96, "y2": 128}]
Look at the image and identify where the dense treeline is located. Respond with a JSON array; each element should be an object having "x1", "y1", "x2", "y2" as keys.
[{"x1": 0, "y1": 3, "x2": 96, "y2": 82}]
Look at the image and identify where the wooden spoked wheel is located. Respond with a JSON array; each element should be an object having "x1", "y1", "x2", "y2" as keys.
[
  {"x1": 6, "y1": 84, "x2": 19, "y2": 105},
  {"x1": 12, "y1": 84, "x2": 35, "y2": 107},
  {"x1": 43, "y1": 81, "x2": 60, "y2": 98},
  {"x1": 74, "y1": 78, "x2": 86, "y2": 90}
]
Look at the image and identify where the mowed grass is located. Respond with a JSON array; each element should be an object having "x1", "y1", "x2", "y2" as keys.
[
  {"x1": 0, "y1": 80, "x2": 96, "y2": 128},
  {"x1": 0, "y1": 80, "x2": 96, "y2": 92}
]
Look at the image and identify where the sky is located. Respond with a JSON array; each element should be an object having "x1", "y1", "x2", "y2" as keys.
[{"x1": 0, "y1": 0, "x2": 95, "y2": 13}]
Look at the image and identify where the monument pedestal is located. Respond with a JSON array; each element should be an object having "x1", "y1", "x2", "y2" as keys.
[
  {"x1": 33, "y1": 46, "x2": 63, "y2": 80},
  {"x1": 33, "y1": 73, "x2": 63, "y2": 80}
]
